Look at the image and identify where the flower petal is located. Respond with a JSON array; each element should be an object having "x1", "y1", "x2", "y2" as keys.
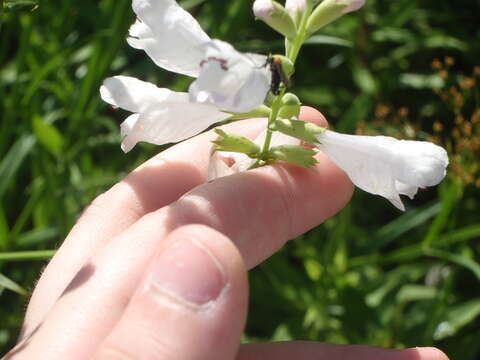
[
  {"x1": 101, "y1": 76, "x2": 229, "y2": 152},
  {"x1": 392, "y1": 140, "x2": 449, "y2": 187},
  {"x1": 128, "y1": 0, "x2": 210, "y2": 77},
  {"x1": 100, "y1": 76, "x2": 173, "y2": 113},
  {"x1": 395, "y1": 181, "x2": 418, "y2": 200},
  {"x1": 189, "y1": 40, "x2": 271, "y2": 113}
]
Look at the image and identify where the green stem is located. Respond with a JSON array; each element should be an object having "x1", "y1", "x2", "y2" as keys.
[
  {"x1": 256, "y1": 6, "x2": 311, "y2": 162},
  {"x1": 0, "y1": 250, "x2": 56, "y2": 261},
  {"x1": 261, "y1": 94, "x2": 284, "y2": 154}
]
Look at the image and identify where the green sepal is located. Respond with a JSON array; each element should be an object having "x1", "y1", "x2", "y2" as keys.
[
  {"x1": 269, "y1": 145, "x2": 319, "y2": 168},
  {"x1": 212, "y1": 129, "x2": 261, "y2": 156},
  {"x1": 223, "y1": 105, "x2": 271, "y2": 121},
  {"x1": 270, "y1": 118, "x2": 326, "y2": 145}
]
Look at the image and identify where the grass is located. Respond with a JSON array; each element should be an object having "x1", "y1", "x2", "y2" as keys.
[{"x1": 1, "y1": 0, "x2": 479, "y2": 358}]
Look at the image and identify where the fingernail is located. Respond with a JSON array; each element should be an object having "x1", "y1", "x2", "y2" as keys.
[{"x1": 150, "y1": 238, "x2": 227, "y2": 307}]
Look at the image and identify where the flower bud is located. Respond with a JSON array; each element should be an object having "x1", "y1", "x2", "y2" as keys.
[
  {"x1": 338, "y1": 0, "x2": 366, "y2": 14},
  {"x1": 253, "y1": 0, "x2": 297, "y2": 39},
  {"x1": 306, "y1": 0, "x2": 365, "y2": 34},
  {"x1": 285, "y1": 0, "x2": 307, "y2": 23},
  {"x1": 278, "y1": 93, "x2": 301, "y2": 119}
]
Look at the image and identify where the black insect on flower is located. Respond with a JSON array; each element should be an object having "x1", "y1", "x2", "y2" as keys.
[{"x1": 267, "y1": 56, "x2": 290, "y2": 95}]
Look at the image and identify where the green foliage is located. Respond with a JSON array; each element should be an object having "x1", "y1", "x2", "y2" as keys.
[{"x1": 0, "y1": 0, "x2": 479, "y2": 358}]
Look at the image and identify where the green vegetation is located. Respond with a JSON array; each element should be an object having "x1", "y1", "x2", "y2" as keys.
[{"x1": 1, "y1": 0, "x2": 479, "y2": 358}]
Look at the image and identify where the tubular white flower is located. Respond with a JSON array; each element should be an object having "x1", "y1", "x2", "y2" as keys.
[
  {"x1": 189, "y1": 40, "x2": 272, "y2": 113},
  {"x1": 100, "y1": 76, "x2": 229, "y2": 152},
  {"x1": 127, "y1": 0, "x2": 210, "y2": 77},
  {"x1": 315, "y1": 130, "x2": 449, "y2": 211}
]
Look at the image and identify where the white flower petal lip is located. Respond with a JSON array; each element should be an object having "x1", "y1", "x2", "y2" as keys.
[
  {"x1": 127, "y1": 0, "x2": 210, "y2": 77},
  {"x1": 316, "y1": 130, "x2": 449, "y2": 211},
  {"x1": 100, "y1": 76, "x2": 229, "y2": 152},
  {"x1": 188, "y1": 40, "x2": 272, "y2": 113}
]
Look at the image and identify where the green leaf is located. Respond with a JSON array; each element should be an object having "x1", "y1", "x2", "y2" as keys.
[
  {"x1": 433, "y1": 299, "x2": 480, "y2": 340},
  {"x1": 212, "y1": 129, "x2": 260, "y2": 155},
  {"x1": 400, "y1": 73, "x2": 444, "y2": 90},
  {"x1": 32, "y1": 115, "x2": 64, "y2": 156},
  {"x1": 304, "y1": 35, "x2": 353, "y2": 48},
  {"x1": 396, "y1": 284, "x2": 437, "y2": 303},
  {"x1": 352, "y1": 65, "x2": 378, "y2": 95},
  {"x1": 0, "y1": 207, "x2": 9, "y2": 251},
  {"x1": 0, "y1": 250, "x2": 56, "y2": 262},
  {"x1": 424, "y1": 248, "x2": 480, "y2": 281},
  {"x1": 16, "y1": 227, "x2": 59, "y2": 247},
  {"x1": 3, "y1": 0, "x2": 38, "y2": 12},
  {"x1": 0, "y1": 135, "x2": 36, "y2": 201},
  {"x1": 373, "y1": 202, "x2": 442, "y2": 249},
  {"x1": 269, "y1": 145, "x2": 318, "y2": 168},
  {"x1": 0, "y1": 273, "x2": 27, "y2": 295}
]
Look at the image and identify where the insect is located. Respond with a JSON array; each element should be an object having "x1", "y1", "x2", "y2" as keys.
[
  {"x1": 266, "y1": 56, "x2": 290, "y2": 95},
  {"x1": 200, "y1": 56, "x2": 229, "y2": 71}
]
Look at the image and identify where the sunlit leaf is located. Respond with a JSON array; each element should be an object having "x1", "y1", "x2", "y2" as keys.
[{"x1": 0, "y1": 273, "x2": 27, "y2": 295}]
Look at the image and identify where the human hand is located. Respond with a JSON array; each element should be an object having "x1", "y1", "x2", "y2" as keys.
[{"x1": 4, "y1": 107, "x2": 448, "y2": 360}]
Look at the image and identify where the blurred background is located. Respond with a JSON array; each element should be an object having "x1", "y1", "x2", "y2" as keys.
[{"x1": 1, "y1": 0, "x2": 479, "y2": 358}]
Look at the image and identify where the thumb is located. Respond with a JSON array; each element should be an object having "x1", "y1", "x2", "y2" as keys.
[{"x1": 94, "y1": 224, "x2": 248, "y2": 360}]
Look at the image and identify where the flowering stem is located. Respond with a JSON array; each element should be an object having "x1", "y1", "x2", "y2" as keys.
[{"x1": 254, "y1": 6, "x2": 311, "y2": 167}]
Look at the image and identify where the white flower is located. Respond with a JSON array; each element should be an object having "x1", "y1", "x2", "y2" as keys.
[
  {"x1": 336, "y1": 0, "x2": 366, "y2": 14},
  {"x1": 100, "y1": 76, "x2": 229, "y2": 152},
  {"x1": 127, "y1": 0, "x2": 271, "y2": 112},
  {"x1": 101, "y1": 0, "x2": 272, "y2": 151},
  {"x1": 189, "y1": 40, "x2": 271, "y2": 113},
  {"x1": 316, "y1": 130, "x2": 449, "y2": 211}
]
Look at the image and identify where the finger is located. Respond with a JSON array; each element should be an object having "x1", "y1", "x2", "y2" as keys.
[
  {"x1": 21, "y1": 117, "x2": 266, "y2": 339},
  {"x1": 23, "y1": 107, "x2": 328, "y2": 338},
  {"x1": 95, "y1": 225, "x2": 247, "y2": 360},
  {"x1": 299, "y1": 106, "x2": 328, "y2": 127},
  {"x1": 15, "y1": 143, "x2": 353, "y2": 358},
  {"x1": 11, "y1": 225, "x2": 248, "y2": 359},
  {"x1": 237, "y1": 342, "x2": 449, "y2": 360}
]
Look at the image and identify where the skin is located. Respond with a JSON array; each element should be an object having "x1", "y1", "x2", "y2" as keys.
[{"x1": 3, "y1": 107, "x2": 449, "y2": 360}]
